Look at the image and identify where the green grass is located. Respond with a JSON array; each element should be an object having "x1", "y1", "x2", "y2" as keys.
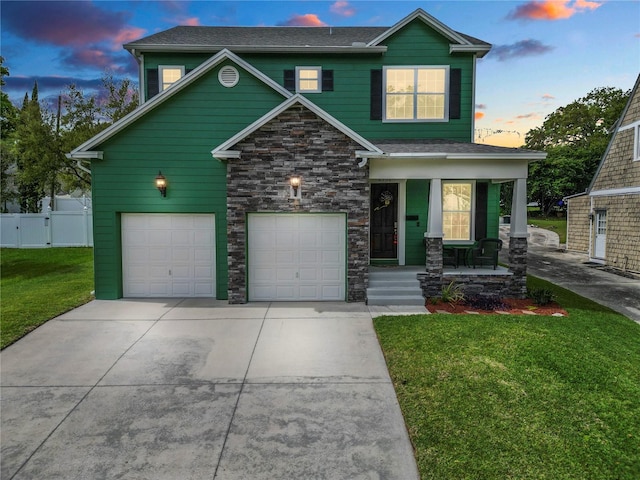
[
  {"x1": 1, "y1": 248, "x2": 94, "y2": 349},
  {"x1": 375, "y1": 277, "x2": 640, "y2": 480},
  {"x1": 529, "y1": 216, "x2": 568, "y2": 244}
]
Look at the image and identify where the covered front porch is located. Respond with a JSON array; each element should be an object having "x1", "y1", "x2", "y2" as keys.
[{"x1": 363, "y1": 140, "x2": 544, "y2": 302}]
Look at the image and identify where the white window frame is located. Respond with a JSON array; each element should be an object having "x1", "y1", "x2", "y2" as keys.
[
  {"x1": 634, "y1": 124, "x2": 640, "y2": 162},
  {"x1": 442, "y1": 180, "x2": 475, "y2": 244},
  {"x1": 295, "y1": 66, "x2": 322, "y2": 93},
  {"x1": 383, "y1": 66, "x2": 449, "y2": 123},
  {"x1": 159, "y1": 65, "x2": 185, "y2": 91}
]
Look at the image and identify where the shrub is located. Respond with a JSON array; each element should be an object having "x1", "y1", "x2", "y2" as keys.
[
  {"x1": 441, "y1": 281, "x2": 465, "y2": 306},
  {"x1": 528, "y1": 287, "x2": 556, "y2": 306},
  {"x1": 465, "y1": 295, "x2": 508, "y2": 311}
]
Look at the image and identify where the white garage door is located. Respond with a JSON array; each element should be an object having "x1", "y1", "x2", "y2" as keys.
[
  {"x1": 248, "y1": 213, "x2": 346, "y2": 301},
  {"x1": 122, "y1": 214, "x2": 215, "y2": 297}
]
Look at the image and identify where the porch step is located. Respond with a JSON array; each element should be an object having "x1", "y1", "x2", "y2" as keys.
[{"x1": 367, "y1": 268, "x2": 425, "y2": 306}]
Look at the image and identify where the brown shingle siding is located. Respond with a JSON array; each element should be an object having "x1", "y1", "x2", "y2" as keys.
[{"x1": 566, "y1": 194, "x2": 590, "y2": 253}]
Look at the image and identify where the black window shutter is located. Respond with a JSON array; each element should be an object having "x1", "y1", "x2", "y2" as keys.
[
  {"x1": 449, "y1": 68, "x2": 462, "y2": 120},
  {"x1": 147, "y1": 69, "x2": 159, "y2": 99},
  {"x1": 475, "y1": 182, "x2": 488, "y2": 241},
  {"x1": 284, "y1": 69, "x2": 295, "y2": 92},
  {"x1": 370, "y1": 69, "x2": 383, "y2": 120},
  {"x1": 321, "y1": 70, "x2": 334, "y2": 91}
]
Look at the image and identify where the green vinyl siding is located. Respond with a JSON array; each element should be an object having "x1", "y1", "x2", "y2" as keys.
[
  {"x1": 486, "y1": 182, "x2": 501, "y2": 238},
  {"x1": 405, "y1": 179, "x2": 429, "y2": 265},
  {"x1": 91, "y1": 61, "x2": 287, "y2": 299},
  {"x1": 144, "y1": 19, "x2": 475, "y2": 142}
]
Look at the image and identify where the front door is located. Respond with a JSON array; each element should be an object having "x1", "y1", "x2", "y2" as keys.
[
  {"x1": 371, "y1": 183, "x2": 398, "y2": 259},
  {"x1": 594, "y1": 210, "x2": 607, "y2": 259}
]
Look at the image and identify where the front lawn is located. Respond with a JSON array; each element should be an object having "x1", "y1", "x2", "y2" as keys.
[
  {"x1": 375, "y1": 277, "x2": 640, "y2": 480},
  {"x1": 1, "y1": 248, "x2": 94, "y2": 349}
]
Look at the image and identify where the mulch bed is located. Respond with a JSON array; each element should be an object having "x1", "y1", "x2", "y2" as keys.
[{"x1": 426, "y1": 298, "x2": 568, "y2": 316}]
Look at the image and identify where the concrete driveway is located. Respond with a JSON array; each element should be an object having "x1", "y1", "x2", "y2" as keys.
[{"x1": 1, "y1": 300, "x2": 419, "y2": 479}]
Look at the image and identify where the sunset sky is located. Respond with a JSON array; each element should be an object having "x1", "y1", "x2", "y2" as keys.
[{"x1": 2, "y1": 0, "x2": 639, "y2": 147}]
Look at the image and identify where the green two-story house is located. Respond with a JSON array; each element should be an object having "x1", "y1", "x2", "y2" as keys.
[{"x1": 69, "y1": 8, "x2": 543, "y2": 303}]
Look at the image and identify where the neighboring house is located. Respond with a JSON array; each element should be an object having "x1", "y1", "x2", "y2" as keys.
[
  {"x1": 68, "y1": 9, "x2": 544, "y2": 303},
  {"x1": 566, "y1": 74, "x2": 640, "y2": 274}
]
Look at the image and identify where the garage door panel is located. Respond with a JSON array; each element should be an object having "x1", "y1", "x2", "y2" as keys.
[
  {"x1": 299, "y1": 250, "x2": 320, "y2": 264},
  {"x1": 276, "y1": 268, "x2": 297, "y2": 281},
  {"x1": 122, "y1": 214, "x2": 215, "y2": 298},
  {"x1": 299, "y1": 268, "x2": 318, "y2": 281},
  {"x1": 248, "y1": 214, "x2": 345, "y2": 301},
  {"x1": 194, "y1": 248, "x2": 213, "y2": 262},
  {"x1": 172, "y1": 248, "x2": 192, "y2": 262},
  {"x1": 148, "y1": 248, "x2": 168, "y2": 262},
  {"x1": 321, "y1": 268, "x2": 341, "y2": 281}
]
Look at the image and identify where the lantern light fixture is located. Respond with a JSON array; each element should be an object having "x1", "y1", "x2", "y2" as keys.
[
  {"x1": 289, "y1": 175, "x2": 302, "y2": 199},
  {"x1": 155, "y1": 171, "x2": 167, "y2": 197}
]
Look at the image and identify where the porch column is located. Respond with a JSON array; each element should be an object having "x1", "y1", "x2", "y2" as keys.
[
  {"x1": 419, "y1": 178, "x2": 444, "y2": 299},
  {"x1": 427, "y1": 178, "x2": 443, "y2": 238},
  {"x1": 510, "y1": 178, "x2": 528, "y2": 237},
  {"x1": 509, "y1": 178, "x2": 528, "y2": 298}
]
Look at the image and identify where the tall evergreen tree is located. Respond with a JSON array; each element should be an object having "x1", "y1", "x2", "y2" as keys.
[{"x1": 14, "y1": 81, "x2": 57, "y2": 212}]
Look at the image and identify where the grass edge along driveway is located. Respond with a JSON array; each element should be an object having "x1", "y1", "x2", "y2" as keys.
[
  {"x1": 1, "y1": 247, "x2": 94, "y2": 349},
  {"x1": 375, "y1": 277, "x2": 640, "y2": 480}
]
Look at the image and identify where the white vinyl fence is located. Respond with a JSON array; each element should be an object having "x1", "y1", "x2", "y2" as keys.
[{"x1": 1, "y1": 211, "x2": 93, "y2": 248}]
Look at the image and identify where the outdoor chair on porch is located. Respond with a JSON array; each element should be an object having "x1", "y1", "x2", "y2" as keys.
[
  {"x1": 470, "y1": 238, "x2": 503, "y2": 269},
  {"x1": 443, "y1": 246, "x2": 458, "y2": 268}
]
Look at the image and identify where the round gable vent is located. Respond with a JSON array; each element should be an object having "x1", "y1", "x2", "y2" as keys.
[{"x1": 218, "y1": 66, "x2": 239, "y2": 88}]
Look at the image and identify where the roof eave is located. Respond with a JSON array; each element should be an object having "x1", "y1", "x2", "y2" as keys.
[
  {"x1": 364, "y1": 152, "x2": 547, "y2": 161},
  {"x1": 69, "y1": 49, "x2": 292, "y2": 156},
  {"x1": 124, "y1": 44, "x2": 388, "y2": 54},
  {"x1": 450, "y1": 44, "x2": 492, "y2": 58}
]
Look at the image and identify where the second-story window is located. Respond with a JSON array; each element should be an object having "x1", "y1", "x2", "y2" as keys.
[
  {"x1": 384, "y1": 66, "x2": 449, "y2": 121},
  {"x1": 296, "y1": 67, "x2": 322, "y2": 93},
  {"x1": 159, "y1": 66, "x2": 185, "y2": 91}
]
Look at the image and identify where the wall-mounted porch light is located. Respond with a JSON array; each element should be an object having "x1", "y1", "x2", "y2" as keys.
[
  {"x1": 155, "y1": 171, "x2": 167, "y2": 197},
  {"x1": 289, "y1": 175, "x2": 302, "y2": 200}
]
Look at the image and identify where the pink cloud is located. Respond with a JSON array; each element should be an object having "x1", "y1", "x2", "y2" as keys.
[
  {"x1": 177, "y1": 17, "x2": 201, "y2": 26},
  {"x1": 2, "y1": 1, "x2": 133, "y2": 47},
  {"x1": 112, "y1": 27, "x2": 147, "y2": 49},
  {"x1": 542, "y1": 93, "x2": 555, "y2": 100},
  {"x1": 278, "y1": 14, "x2": 327, "y2": 27},
  {"x1": 475, "y1": 112, "x2": 485, "y2": 120},
  {"x1": 330, "y1": 1, "x2": 356, "y2": 17},
  {"x1": 507, "y1": 0, "x2": 602, "y2": 21}
]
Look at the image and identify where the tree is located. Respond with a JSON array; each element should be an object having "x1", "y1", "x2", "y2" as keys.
[
  {"x1": 524, "y1": 87, "x2": 629, "y2": 215},
  {"x1": 13, "y1": 82, "x2": 58, "y2": 212},
  {"x1": 102, "y1": 72, "x2": 139, "y2": 122},
  {"x1": 0, "y1": 57, "x2": 19, "y2": 211}
]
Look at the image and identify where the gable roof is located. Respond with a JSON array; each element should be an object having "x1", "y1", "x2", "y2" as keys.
[
  {"x1": 587, "y1": 73, "x2": 640, "y2": 194},
  {"x1": 211, "y1": 94, "x2": 383, "y2": 159},
  {"x1": 367, "y1": 8, "x2": 491, "y2": 57},
  {"x1": 68, "y1": 49, "x2": 291, "y2": 159},
  {"x1": 125, "y1": 8, "x2": 490, "y2": 57}
]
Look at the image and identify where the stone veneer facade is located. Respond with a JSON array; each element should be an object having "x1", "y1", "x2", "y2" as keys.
[
  {"x1": 418, "y1": 235, "x2": 528, "y2": 299},
  {"x1": 225, "y1": 104, "x2": 369, "y2": 303}
]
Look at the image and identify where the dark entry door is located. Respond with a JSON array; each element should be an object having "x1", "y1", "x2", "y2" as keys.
[{"x1": 371, "y1": 183, "x2": 398, "y2": 259}]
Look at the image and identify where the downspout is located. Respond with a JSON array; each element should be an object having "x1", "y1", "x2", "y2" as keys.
[
  {"x1": 588, "y1": 196, "x2": 594, "y2": 259},
  {"x1": 471, "y1": 54, "x2": 477, "y2": 143},
  {"x1": 130, "y1": 48, "x2": 145, "y2": 105}
]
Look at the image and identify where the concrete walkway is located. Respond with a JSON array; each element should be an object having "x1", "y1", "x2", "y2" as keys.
[
  {"x1": 0, "y1": 300, "x2": 419, "y2": 479},
  {"x1": 501, "y1": 225, "x2": 640, "y2": 323}
]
